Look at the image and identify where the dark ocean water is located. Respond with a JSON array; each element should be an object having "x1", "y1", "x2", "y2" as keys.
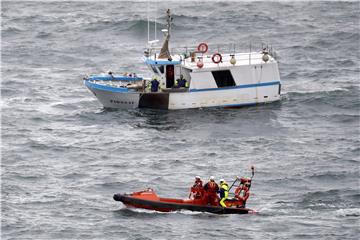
[{"x1": 1, "y1": 1, "x2": 360, "y2": 239}]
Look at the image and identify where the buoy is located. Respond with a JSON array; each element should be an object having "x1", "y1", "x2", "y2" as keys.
[
  {"x1": 197, "y1": 60, "x2": 204, "y2": 68},
  {"x1": 197, "y1": 43, "x2": 208, "y2": 53},
  {"x1": 262, "y1": 54, "x2": 269, "y2": 63},
  {"x1": 230, "y1": 55, "x2": 236, "y2": 65},
  {"x1": 262, "y1": 48, "x2": 269, "y2": 63},
  {"x1": 212, "y1": 53, "x2": 222, "y2": 64}
]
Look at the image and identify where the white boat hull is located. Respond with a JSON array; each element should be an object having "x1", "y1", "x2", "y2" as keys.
[
  {"x1": 168, "y1": 83, "x2": 280, "y2": 110},
  {"x1": 85, "y1": 80, "x2": 280, "y2": 110},
  {"x1": 86, "y1": 86, "x2": 140, "y2": 109}
]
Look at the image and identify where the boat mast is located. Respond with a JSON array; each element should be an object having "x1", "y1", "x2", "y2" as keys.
[
  {"x1": 158, "y1": 9, "x2": 172, "y2": 59},
  {"x1": 147, "y1": 0, "x2": 149, "y2": 43},
  {"x1": 154, "y1": 1, "x2": 157, "y2": 41},
  {"x1": 165, "y1": 9, "x2": 171, "y2": 37}
]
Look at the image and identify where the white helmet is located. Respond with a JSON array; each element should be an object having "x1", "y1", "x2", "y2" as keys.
[
  {"x1": 210, "y1": 176, "x2": 215, "y2": 181},
  {"x1": 219, "y1": 178, "x2": 224, "y2": 183},
  {"x1": 195, "y1": 176, "x2": 200, "y2": 179}
]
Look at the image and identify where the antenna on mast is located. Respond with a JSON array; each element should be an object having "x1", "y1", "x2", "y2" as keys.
[
  {"x1": 166, "y1": 9, "x2": 172, "y2": 36},
  {"x1": 154, "y1": 0, "x2": 157, "y2": 41},
  {"x1": 146, "y1": 0, "x2": 159, "y2": 47},
  {"x1": 147, "y1": 0, "x2": 149, "y2": 43}
]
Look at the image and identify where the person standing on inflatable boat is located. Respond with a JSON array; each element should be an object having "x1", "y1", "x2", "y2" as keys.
[
  {"x1": 204, "y1": 176, "x2": 219, "y2": 205},
  {"x1": 219, "y1": 179, "x2": 229, "y2": 207},
  {"x1": 235, "y1": 180, "x2": 251, "y2": 207},
  {"x1": 188, "y1": 176, "x2": 204, "y2": 199}
]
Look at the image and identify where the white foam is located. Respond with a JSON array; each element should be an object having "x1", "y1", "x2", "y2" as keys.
[
  {"x1": 283, "y1": 87, "x2": 348, "y2": 95},
  {"x1": 335, "y1": 208, "x2": 360, "y2": 217}
]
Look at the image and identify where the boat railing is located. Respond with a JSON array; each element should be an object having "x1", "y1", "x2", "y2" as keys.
[{"x1": 146, "y1": 41, "x2": 278, "y2": 62}]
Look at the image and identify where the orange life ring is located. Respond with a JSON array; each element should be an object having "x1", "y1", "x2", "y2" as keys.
[
  {"x1": 212, "y1": 53, "x2": 222, "y2": 64},
  {"x1": 197, "y1": 43, "x2": 208, "y2": 53}
]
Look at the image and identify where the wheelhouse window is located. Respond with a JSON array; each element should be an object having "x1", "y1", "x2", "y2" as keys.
[
  {"x1": 211, "y1": 70, "x2": 236, "y2": 88},
  {"x1": 158, "y1": 65, "x2": 164, "y2": 74},
  {"x1": 150, "y1": 65, "x2": 158, "y2": 74}
]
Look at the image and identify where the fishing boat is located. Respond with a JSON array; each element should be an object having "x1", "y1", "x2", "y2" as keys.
[
  {"x1": 84, "y1": 9, "x2": 281, "y2": 110},
  {"x1": 113, "y1": 167, "x2": 256, "y2": 214}
]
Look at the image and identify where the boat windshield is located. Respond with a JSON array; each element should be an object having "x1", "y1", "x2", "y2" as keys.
[
  {"x1": 158, "y1": 65, "x2": 164, "y2": 74},
  {"x1": 150, "y1": 65, "x2": 159, "y2": 74}
]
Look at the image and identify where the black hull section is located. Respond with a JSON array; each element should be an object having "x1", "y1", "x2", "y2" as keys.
[
  {"x1": 139, "y1": 93, "x2": 169, "y2": 109},
  {"x1": 113, "y1": 194, "x2": 250, "y2": 214}
]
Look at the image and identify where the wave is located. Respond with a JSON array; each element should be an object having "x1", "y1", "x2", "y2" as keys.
[
  {"x1": 62, "y1": 172, "x2": 89, "y2": 179},
  {"x1": 284, "y1": 83, "x2": 356, "y2": 98},
  {"x1": 334, "y1": 59, "x2": 356, "y2": 67},
  {"x1": 114, "y1": 207, "x2": 170, "y2": 219},
  {"x1": 1, "y1": 87, "x2": 21, "y2": 98},
  {"x1": 299, "y1": 189, "x2": 359, "y2": 208},
  {"x1": 82, "y1": 18, "x2": 167, "y2": 34},
  {"x1": 36, "y1": 31, "x2": 52, "y2": 39},
  {"x1": 172, "y1": 13, "x2": 199, "y2": 21},
  {"x1": 115, "y1": 206, "x2": 228, "y2": 218},
  {"x1": 82, "y1": 18, "x2": 127, "y2": 32},
  {"x1": 335, "y1": 208, "x2": 360, "y2": 217},
  {"x1": 312, "y1": 31, "x2": 359, "y2": 50},
  {"x1": 127, "y1": 19, "x2": 166, "y2": 32},
  {"x1": 330, "y1": 31, "x2": 360, "y2": 42},
  {"x1": 283, "y1": 87, "x2": 350, "y2": 102},
  {"x1": 308, "y1": 172, "x2": 347, "y2": 180},
  {"x1": 285, "y1": 45, "x2": 322, "y2": 51},
  {"x1": 283, "y1": 85, "x2": 359, "y2": 111},
  {"x1": 2, "y1": 26, "x2": 24, "y2": 34},
  {"x1": 284, "y1": 86, "x2": 348, "y2": 95}
]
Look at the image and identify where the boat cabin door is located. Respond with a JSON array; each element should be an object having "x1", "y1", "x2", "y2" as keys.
[{"x1": 166, "y1": 65, "x2": 174, "y2": 88}]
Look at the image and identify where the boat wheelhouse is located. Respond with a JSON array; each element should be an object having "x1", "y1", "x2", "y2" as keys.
[{"x1": 84, "y1": 9, "x2": 281, "y2": 110}]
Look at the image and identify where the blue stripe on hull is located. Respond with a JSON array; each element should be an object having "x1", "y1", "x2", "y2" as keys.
[
  {"x1": 209, "y1": 99, "x2": 280, "y2": 109},
  {"x1": 84, "y1": 80, "x2": 131, "y2": 93},
  {"x1": 87, "y1": 76, "x2": 142, "y2": 81},
  {"x1": 85, "y1": 80, "x2": 281, "y2": 96},
  {"x1": 189, "y1": 81, "x2": 280, "y2": 92},
  {"x1": 222, "y1": 102, "x2": 258, "y2": 108}
]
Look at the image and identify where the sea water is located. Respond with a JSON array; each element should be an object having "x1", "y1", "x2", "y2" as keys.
[{"x1": 1, "y1": 1, "x2": 359, "y2": 239}]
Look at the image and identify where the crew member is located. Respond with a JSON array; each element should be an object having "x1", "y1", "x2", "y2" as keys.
[
  {"x1": 189, "y1": 176, "x2": 203, "y2": 199},
  {"x1": 175, "y1": 74, "x2": 188, "y2": 88},
  {"x1": 150, "y1": 76, "x2": 160, "y2": 92},
  {"x1": 204, "y1": 176, "x2": 219, "y2": 205},
  {"x1": 235, "y1": 181, "x2": 250, "y2": 207},
  {"x1": 219, "y1": 179, "x2": 229, "y2": 208}
]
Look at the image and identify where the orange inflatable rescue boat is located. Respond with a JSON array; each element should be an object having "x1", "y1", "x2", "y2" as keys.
[{"x1": 113, "y1": 167, "x2": 256, "y2": 214}]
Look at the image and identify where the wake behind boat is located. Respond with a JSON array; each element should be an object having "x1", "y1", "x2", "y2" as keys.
[
  {"x1": 84, "y1": 9, "x2": 281, "y2": 110},
  {"x1": 113, "y1": 167, "x2": 256, "y2": 215}
]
